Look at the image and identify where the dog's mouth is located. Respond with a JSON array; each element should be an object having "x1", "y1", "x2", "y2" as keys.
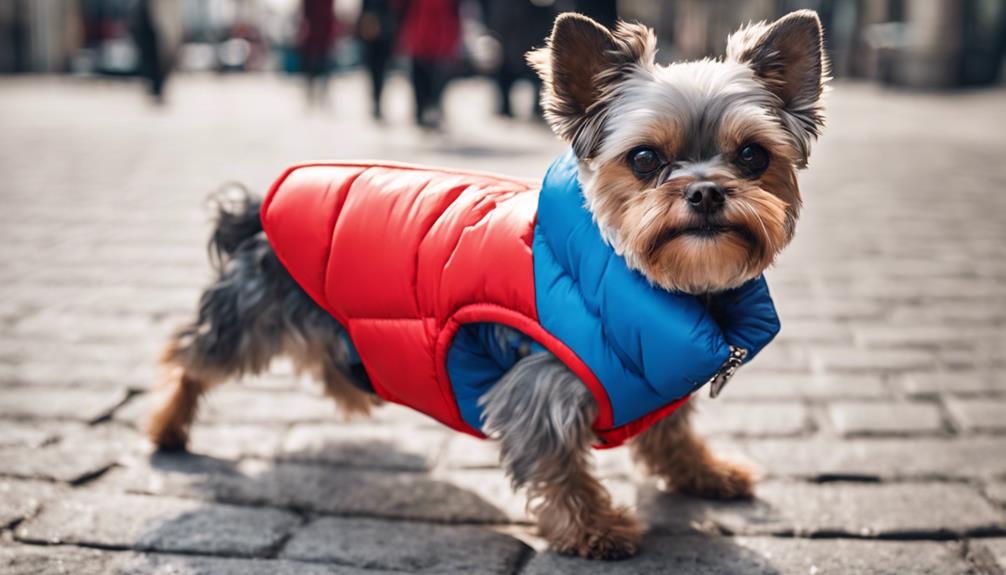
[
  {"x1": 647, "y1": 224, "x2": 757, "y2": 257},
  {"x1": 682, "y1": 225, "x2": 734, "y2": 238}
]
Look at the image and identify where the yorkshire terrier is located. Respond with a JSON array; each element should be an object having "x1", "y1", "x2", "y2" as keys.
[{"x1": 149, "y1": 11, "x2": 827, "y2": 559}]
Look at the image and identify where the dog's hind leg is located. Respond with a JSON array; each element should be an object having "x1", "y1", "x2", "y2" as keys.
[
  {"x1": 149, "y1": 235, "x2": 287, "y2": 450},
  {"x1": 284, "y1": 320, "x2": 381, "y2": 419}
]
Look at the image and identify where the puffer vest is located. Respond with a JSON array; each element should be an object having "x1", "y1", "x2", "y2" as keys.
[{"x1": 261, "y1": 151, "x2": 781, "y2": 447}]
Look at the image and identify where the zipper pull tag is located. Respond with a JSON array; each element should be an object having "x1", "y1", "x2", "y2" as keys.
[{"x1": 708, "y1": 346, "x2": 748, "y2": 399}]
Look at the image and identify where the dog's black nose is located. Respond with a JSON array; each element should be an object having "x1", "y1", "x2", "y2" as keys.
[{"x1": 684, "y1": 181, "x2": 725, "y2": 215}]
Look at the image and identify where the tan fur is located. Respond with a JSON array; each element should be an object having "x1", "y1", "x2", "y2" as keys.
[
  {"x1": 147, "y1": 342, "x2": 223, "y2": 450},
  {"x1": 593, "y1": 160, "x2": 795, "y2": 293},
  {"x1": 285, "y1": 338, "x2": 381, "y2": 418},
  {"x1": 717, "y1": 113, "x2": 803, "y2": 217},
  {"x1": 529, "y1": 447, "x2": 642, "y2": 559},
  {"x1": 148, "y1": 371, "x2": 209, "y2": 450},
  {"x1": 630, "y1": 402, "x2": 755, "y2": 499},
  {"x1": 535, "y1": 488, "x2": 642, "y2": 560}
]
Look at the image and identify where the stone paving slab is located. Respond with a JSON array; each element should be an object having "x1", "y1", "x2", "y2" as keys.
[
  {"x1": 0, "y1": 387, "x2": 128, "y2": 422},
  {"x1": 901, "y1": 371, "x2": 1004, "y2": 396},
  {"x1": 280, "y1": 517, "x2": 529, "y2": 573},
  {"x1": 827, "y1": 401, "x2": 947, "y2": 436},
  {"x1": 0, "y1": 544, "x2": 409, "y2": 575},
  {"x1": 0, "y1": 341, "x2": 161, "y2": 377},
  {"x1": 279, "y1": 423, "x2": 449, "y2": 471},
  {"x1": 15, "y1": 492, "x2": 301, "y2": 557},
  {"x1": 0, "y1": 424, "x2": 140, "y2": 483},
  {"x1": 853, "y1": 325, "x2": 1000, "y2": 349},
  {"x1": 811, "y1": 348, "x2": 938, "y2": 374},
  {"x1": 980, "y1": 538, "x2": 1006, "y2": 573},
  {"x1": 0, "y1": 360, "x2": 158, "y2": 390},
  {"x1": 0, "y1": 443, "x2": 119, "y2": 483},
  {"x1": 115, "y1": 385, "x2": 438, "y2": 428},
  {"x1": 0, "y1": 420, "x2": 70, "y2": 449},
  {"x1": 0, "y1": 479, "x2": 63, "y2": 528},
  {"x1": 100, "y1": 454, "x2": 511, "y2": 524},
  {"x1": 11, "y1": 311, "x2": 171, "y2": 345},
  {"x1": 523, "y1": 536, "x2": 973, "y2": 575},
  {"x1": 739, "y1": 344, "x2": 811, "y2": 374},
  {"x1": 773, "y1": 298, "x2": 888, "y2": 322},
  {"x1": 720, "y1": 372, "x2": 891, "y2": 400},
  {"x1": 0, "y1": 545, "x2": 117, "y2": 575},
  {"x1": 692, "y1": 401, "x2": 812, "y2": 437},
  {"x1": 769, "y1": 318, "x2": 855, "y2": 346},
  {"x1": 987, "y1": 483, "x2": 1006, "y2": 506},
  {"x1": 739, "y1": 437, "x2": 1006, "y2": 480},
  {"x1": 945, "y1": 398, "x2": 1006, "y2": 433},
  {"x1": 641, "y1": 482, "x2": 1005, "y2": 537},
  {"x1": 114, "y1": 387, "x2": 345, "y2": 427},
  {"x1": 182, "y1": 423, "x2": 288, "y2": 460}
]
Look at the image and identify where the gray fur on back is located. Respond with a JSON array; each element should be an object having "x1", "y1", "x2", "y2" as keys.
[{"x1": 170, "y1": 228, "x2": 352, "y2": 382}]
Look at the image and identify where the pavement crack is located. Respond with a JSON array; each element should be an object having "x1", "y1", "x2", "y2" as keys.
[{"x1": 91, "y1": 389, "x2": 142, "y2": 425}]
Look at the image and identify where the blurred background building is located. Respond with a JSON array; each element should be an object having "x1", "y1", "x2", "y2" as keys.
[
  {"x1": 0, "y1": 0, "x2": 1004, "y2": 90},
  {"x1": 623, "y1": 0, "x2": 1006, "y2": 88}
]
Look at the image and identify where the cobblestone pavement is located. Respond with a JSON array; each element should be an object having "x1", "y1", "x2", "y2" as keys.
[{"x1": 1, "y1": 73, "x2": 1005, "y2": 574}]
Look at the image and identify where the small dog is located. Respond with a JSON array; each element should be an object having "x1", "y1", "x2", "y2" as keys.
[{"x1": 149, "y1": 11, "x2": 826, "y2": 559}]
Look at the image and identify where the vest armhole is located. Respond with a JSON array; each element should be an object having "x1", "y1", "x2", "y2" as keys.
[
  {"x1": 436, "y1": 304, "x2": 618, "y2": 435},
  {"x1": 440, "y1": 304, "x2": 692, "y2": 449}
]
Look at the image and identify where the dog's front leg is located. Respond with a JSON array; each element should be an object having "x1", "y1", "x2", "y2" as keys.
[
  {"x1": 481, "y1": 353, "x2": 641, "y2": 560},
  {"x1": 630, "y1": 401, "x2": 755, "y2": 499}
]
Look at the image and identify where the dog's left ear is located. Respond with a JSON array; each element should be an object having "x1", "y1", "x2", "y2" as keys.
[{"x1": 727, "y1": 10, "x2": 828, "y2": 165}]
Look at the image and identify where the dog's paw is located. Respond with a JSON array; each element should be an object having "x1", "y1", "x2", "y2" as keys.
[
  {"x1": 673, "y1": 457, "x2": 755, "y2": 500},
  {"x1": 147, "y1": 423, "x2": 189, "y2": 452},
  {"x1": 552, "y1": 508, "x2": 642, "y2": 560}
]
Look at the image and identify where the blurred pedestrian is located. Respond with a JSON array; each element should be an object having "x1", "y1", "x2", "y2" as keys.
[
  {"x1": 130, "y1": 0, "x2": 182, "y2": 104},
  {"x1": 356, "y1": 0, "x2": 399, "y2": 120},
  {"x1": 300, "y1": 0, "x2": 336, "y2": 107},
  {"x1": 398, "y1": 0, "x2": 461, "y2": 129},
  {"x1": 484, "y1": 0, "x2": 556, "y2": 118}
]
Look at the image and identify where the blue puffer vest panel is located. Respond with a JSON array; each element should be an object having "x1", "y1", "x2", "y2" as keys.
[{"x1": 446, "y1": 151, "x2": 782, "y2": 446}]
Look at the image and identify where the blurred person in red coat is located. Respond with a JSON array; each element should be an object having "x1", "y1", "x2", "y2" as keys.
[
  {"x1": 397, "y1": 0, "x2": 461, "y2": 129},
  {"x1": 301, "y1": 0, "x2": 336, "y2": 106}
]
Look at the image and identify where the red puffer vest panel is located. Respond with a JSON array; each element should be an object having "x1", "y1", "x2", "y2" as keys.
[{"x1": 261, "y1": 161, "x2": 673, "y2": 447}]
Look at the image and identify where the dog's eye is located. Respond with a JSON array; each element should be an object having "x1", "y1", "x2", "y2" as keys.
[
  {"x1": 628, "y1": 148, "x2": 663, "y2": 178},
  {"x1": 736, "y1": 144, "x2": 769, "y2": 176}
]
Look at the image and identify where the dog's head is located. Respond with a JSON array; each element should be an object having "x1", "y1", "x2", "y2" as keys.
[{"x1": 530, "y1": 11, "x2": 828, "y2": 293}]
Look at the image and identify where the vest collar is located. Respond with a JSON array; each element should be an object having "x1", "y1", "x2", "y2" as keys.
[{"x1": 537, "y1": 150, "x2": 626, "y2": 298}]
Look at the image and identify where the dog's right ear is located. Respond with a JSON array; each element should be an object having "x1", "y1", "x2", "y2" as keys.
[
  {"x1": 727, "y1": 10, "x2": 828, "y2": 166},
  {"x1": 528, "y1": 13, "x2": 655, "y2": 157}
]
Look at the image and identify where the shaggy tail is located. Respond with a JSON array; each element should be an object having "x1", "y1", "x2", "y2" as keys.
[{"x1": 206, "y1": 183, "x2": 263, "y2": 270}]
